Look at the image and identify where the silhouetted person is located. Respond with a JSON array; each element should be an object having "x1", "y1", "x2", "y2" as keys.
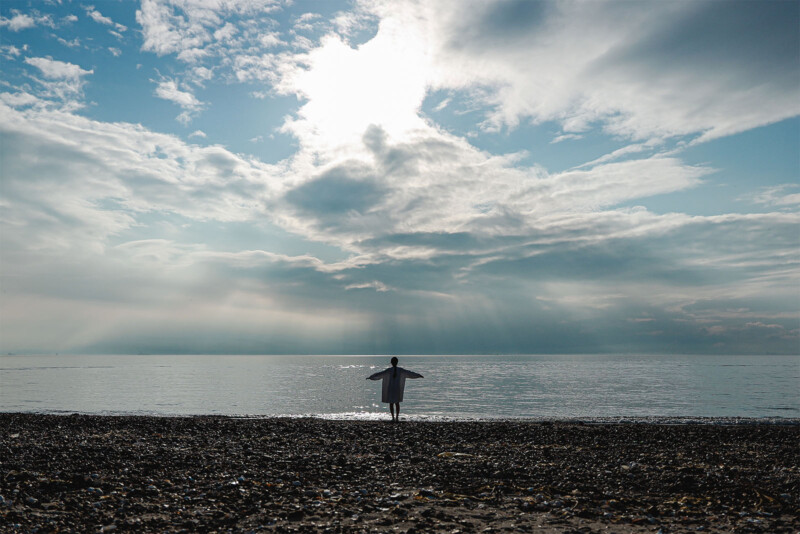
[{"x1": 366, "y1": 357, "x2": 423, "y2": 422}]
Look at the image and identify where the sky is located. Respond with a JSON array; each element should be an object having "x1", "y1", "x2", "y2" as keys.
[{"x1": 0, "y1": 0, "x2": 798, "y2": 355}]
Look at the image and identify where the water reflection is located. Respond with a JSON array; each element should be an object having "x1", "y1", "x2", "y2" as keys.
[{"x1": 0, "y1": 354, "x2": 798, "y2": 419}]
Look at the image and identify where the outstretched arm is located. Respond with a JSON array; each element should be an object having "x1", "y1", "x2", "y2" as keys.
[
  {"x1": 404, "y1": 370, "x2": 424, "y2": 379},
  {"x1": 366, "y1": 369, "x2": 389, "y2": 380}
]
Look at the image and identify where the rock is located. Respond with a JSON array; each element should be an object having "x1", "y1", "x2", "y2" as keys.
[{"x1": 287, "y1": 509, "x2": 305, "y2": 521}]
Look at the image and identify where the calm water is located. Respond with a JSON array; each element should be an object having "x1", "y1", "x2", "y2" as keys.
[{"x1": 1, "y1": 354, "x2": 798, "y2": 420}]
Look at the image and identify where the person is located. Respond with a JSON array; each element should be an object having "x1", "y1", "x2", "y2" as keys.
[{"x1": 366, "y1": 357, "x2": 423, "y2": 422}]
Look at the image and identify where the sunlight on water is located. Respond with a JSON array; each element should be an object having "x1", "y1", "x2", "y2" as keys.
[{"x1": 1, "y1": 354, "x2": 798, "y2": 419}]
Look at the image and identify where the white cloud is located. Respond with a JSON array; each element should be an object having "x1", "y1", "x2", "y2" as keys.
[
  {"x1": 136, "y1": 0, "x2": 281, "y2": 57},
  {"x1": 746, "y1": 184, "x2": 800, "y2": 208},
  {"x1": 264, "y1": 7, "x2": 718, "y2": 250},
  {"x1": 345, "y1": 280, "x2": 392, "y2": 292},
  {"x1": 108, "y1": 47, "x2": 122, "y2": 57},
  {"x1": 0, "y1": 12, "x2": 37, "y2": 31},
  {"x1": 25, "y1": 57, "x2": 93, "y2": 80},
  {"x1": 213, "y1": 22, "x2": 237, "y2": 42},
  {"x1": 0, "y1": 103, "x2": 382, "y2": 352},
  {"x1": 573, "y1": 142, "x2": 658, "y2": 169},
  {"x1": 189, "y1": 129, "x2": 207, "y2": 138},
  {"x1": 85, "y1": 5, "x2": 128, "y2": 32},
  {"x1": 192, "y1": 66, "x2": 214, "y2": 81},
  {"x1": 23, "y1": 57, "x2": 93, "y2": 104},
  {"x1": 259, "y1": 31, "x2": 284, "y2": 48},
  {"x1": 177, "y1": 47, "x2": 209, "y2": 63},
  {"x1": 432, "y1": 97, "x2": 451, "y2": 112},
  {"x1": 550, "y1": 133, "x2": 582, "y2": 144},
  {"x1": 0, "y1": 102, "x2": 282, "y2": 255},
  {"x1": 0, "y1": 91, "x2": 41, "y2": 108},
  {"x1": 136, "y1": 0, "x2": 206, "y2": 56},
  {"x1": 58, "y1": 37, "x2": 82, "y2": 48},
  {"x1": 293, "y1": 12, "x2": 322, "y2": 32},
  {"x1": 86, "y1": 7, "x2": 113, "y2": 25},
  {"x1": 153, "y1": 79, "x2": 204, "y2": 122},
  {"x1": 1, "y1": 45, "x2": 22, "y2": 59},
  {"x1": 363, "y1": 0, "x2": 799, "y2": 143},
  {"x1": 0, "y1": 9, "x2": 56, "y2": 31}
]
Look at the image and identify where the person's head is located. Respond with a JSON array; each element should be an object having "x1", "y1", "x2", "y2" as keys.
[{"x1": 390, "y1": 356, "x2": 398, "y2": 367}]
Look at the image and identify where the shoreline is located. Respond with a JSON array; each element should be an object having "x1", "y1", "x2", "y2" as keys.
[
  {"x1": 2, "y1": 414, "x2": 798, "y2": 532},
  {"x1": 3, "y1": 411, "x2": 800, "y2": 425}
]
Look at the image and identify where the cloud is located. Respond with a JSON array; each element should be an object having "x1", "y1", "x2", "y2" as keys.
[
  {"x1": 285, "y1": 165, "x2": 386, "y2": 223},
  {"x1": 0, "y1": 12, "x2": 36, "y2": 31},
  {"x1": 364, "y1": 0, "x2": 799, "y2": 143},
  {"x1": 0, "y1": 102, "x2": 281, "y2": 253},
  {"x1": 293, "y1": 12, "x2": 323, "y2": 32},
  {"x1": 154, "y1": 79, "x2": 201, "y2": 108},
  {"x1": 23, "y1": 57, "x2": 94, "y2": 105},
  {"x1": 134, "y1": 0, "x2": 326, "y2": 97},
  {"x1": 153, "y1": 79, "x2": 204, "y2": 122},
  {"x1": 2, "y1": 100, "x2": 797, "y2": 354},
  {"x1": 85, "y1": 5, "x2": 128, "y2": 32},
  {"x1": 550, "y1": 133, "x2": 582, "y2": 144},
  {"x1": 0, "y1": 10, "x2": 53, "y2": 31},
  {"x1": 746, "y1": 184, "x2": 800, "y2": 208},
  {"x1": 136, "y1": 0, "x2": 281, "y2": 56},
  {"x1": 58, "y1": 37, "x2": 82, "y2": 48},
  {"x1": 1, "y1": 1, "x2": 798, "y2": 355},
  {"x1": 25, "y1": 57, "x2": 93, "y2": 80},
  {"x1": 1, "y1": 45, "x2": 23, "y2": 59},
  {"x1": 268, "y1": 119, "x2": 712, "y2": 255},
  {"x1": 0, "y1": 92, "x2": 41, "y2": 108}
]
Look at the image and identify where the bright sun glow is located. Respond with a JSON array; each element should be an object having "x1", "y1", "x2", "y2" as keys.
[{"x1": 286, "y1": 19, "x2": 430, "y2": 153}]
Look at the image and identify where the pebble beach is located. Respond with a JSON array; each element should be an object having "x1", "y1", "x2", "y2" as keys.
[{"x1": 1, "y1": 414, "x2": 798, "y2": 533}]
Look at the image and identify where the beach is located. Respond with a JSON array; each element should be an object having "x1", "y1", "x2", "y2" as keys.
[{"x1": 1, "y1": 414, "x2": 797, "y2": 533}]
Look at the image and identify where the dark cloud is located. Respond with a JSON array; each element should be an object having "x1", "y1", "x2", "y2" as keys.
[
  {"x1": 472, "y1": 240, "x2": 708, "y2": 285},
  {"x1": 285, "y1": 164, "x2": 385, "y2": 216},
  {"x1": 446, "y1": 0, "x2": 554, "y2": 49},
  {"x1": 599, "y1": 0, "x2": 800, "y2": 87}
]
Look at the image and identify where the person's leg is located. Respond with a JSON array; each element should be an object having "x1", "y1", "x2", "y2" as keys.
[
  {"x1": 395, "y1": 403, "x2": 400, "y2": 421},
  {"x1": 389, "y1": 403, "x2": 395, "y2": 421}
]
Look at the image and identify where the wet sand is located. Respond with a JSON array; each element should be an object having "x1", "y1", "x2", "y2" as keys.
[{"x1": 1, "y1": 414, "x2": 798, "y2": 533}]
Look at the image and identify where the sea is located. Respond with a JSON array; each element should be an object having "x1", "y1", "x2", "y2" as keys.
[{"x1": 1, "y1": 354, "x2": 798, "y2": 422}]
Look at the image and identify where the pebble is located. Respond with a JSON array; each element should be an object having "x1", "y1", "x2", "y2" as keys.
[{"x1": 0, "y1": 413, "x2": 796, "y2": 533}]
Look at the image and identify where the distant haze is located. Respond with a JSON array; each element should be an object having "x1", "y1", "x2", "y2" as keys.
[{"x1": 0, "y1": 0, "x2": 798, "y2": 355}]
